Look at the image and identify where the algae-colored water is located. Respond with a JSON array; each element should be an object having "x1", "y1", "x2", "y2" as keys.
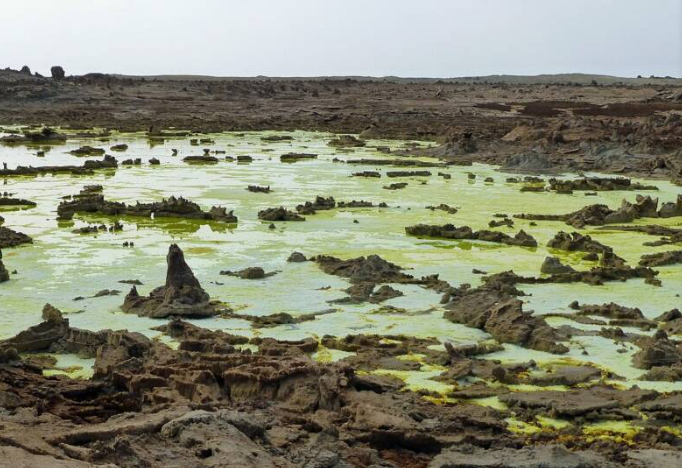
[{"x1": 0, "y1": 128, "x2": 680, "y2": 391}]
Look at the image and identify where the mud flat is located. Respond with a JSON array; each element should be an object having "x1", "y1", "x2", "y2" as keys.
[{"x1": 0, "y1": 122, "x2": 682, "y2": 466}]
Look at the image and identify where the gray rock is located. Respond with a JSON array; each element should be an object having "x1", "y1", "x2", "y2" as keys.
[{"x1": 429, "y1": 445, "x2": 615, "y2": 468}]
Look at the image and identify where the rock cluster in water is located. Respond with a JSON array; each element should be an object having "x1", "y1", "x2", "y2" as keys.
[
  {"x1": 548, "y1": 176, "x2": 658, "y2": 193},
  {"x1": 57, "y1": 189, "x2": 237, "y2": 223},
  {"x1": 0, "y1": 155, "x2": 118, "y2": 177},
  {"x1": 517, "y1": 195, "x2": 682, "y2": 228},
  {"x1": 406, "y1": 223, "x2": 538, "y2": 247},
  {"x1": 0, "y1": 226, "x2": 33, "y2": 249}
]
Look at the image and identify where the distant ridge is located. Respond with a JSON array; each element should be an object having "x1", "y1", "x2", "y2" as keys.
[{"x1": 109, "y1": 73, "x2": 682, "y2": 86}]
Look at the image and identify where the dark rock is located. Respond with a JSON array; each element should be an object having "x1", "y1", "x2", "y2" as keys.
[
  {"x1": 0, "y1": 155, "x2": 117, "y2": 177},
  {"x1": 287, "y1": 252, "x2": 307, "y2": 262},
  {"x1": 314, "y1": 254, "x2": 410, "y2": 284},
  {"x1": 426, "y1": 204, "x2": 458, "y2": 214},
  {"x1": 280, "y1": 153, "x2": 317, "y2": 162},
  {"x1": 220, "y1": 267, "x2": 277, "y2": 280},
  {"x1": 51, "y1": 66, "x2": 65, "y2": 80},
  {"x1": 247, "y1": 185, "x2": 270, "y2": 193},
  {"x1": 296, "y1": 196, "x2": 336, "y2": 215},
  {"x1": 353, "y1": 171, "x2": 381, "y2": 178},
  {"x1": 547, "y1": 231, "x2": 612, "y2": 253},
  {"x1": 327, "y1": 135, "x2": 365, "y2": 148},
  {"x1": 69, "y1": 146, "x2": 106, "y2": 157},
  {"x1": 258, "y1": 207, "x2": 305, "y2": 222},
  {"x1": 431, "y1": 445, "x2": 612, "y2": 468},
  {"x1": 639, "y1": 250, "x2": 682, "y2": 267},
  {"x1": 0, "y1": 249, "x2": 9, "y2": 283},
  {"x1": 183, "y1": 155, "x2": 218, "y2": 164},
  {"x1": 540, "y1": 257, "x2": 575, "y2": 275},
  {"x1": 0, "y1": 226, "x2": 33, "y2": 249},
  {"x1": 406, "y1": 224, "x2": 537, "y2": 247},
  {"x1": 121, "y1": 244, "x2": 220, "y2": 318},
  {"x1": 58, "y1": 190, "x2": 237, "y2": 223},
  {"x1": 632, "y1": 330, "x2": 682, "y2": 369},
  {"x1": 548, "y1": 177, "x2": 658, "y2": 193},
  {"x1": 386, "y1": 170, "x2": 431, "y2": 178},
  {"x1": 445, "y1": 295, "x2": 569, "y2": 354}
]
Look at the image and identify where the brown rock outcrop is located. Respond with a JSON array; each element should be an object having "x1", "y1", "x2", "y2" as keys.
[{"x1": 122, "y1": 244, "x2": 220, "y2": 318}]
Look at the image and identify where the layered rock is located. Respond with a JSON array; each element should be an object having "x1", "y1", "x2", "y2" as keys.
[
  {"x1": 386, "y1": 170, "x2": 431, "y2": 177},
  {"x1": 406, "y1": 223, "x2": 538, "y2": 247},
  {"x1": 444, "y1": 296, "x2": 569, "y2": 354},
  {"x1": 327, "y1": 134, "x2": 365, "y2": 148},
  {"x1": 548, "y1": 176, "x2": 658, "y2": 193},
  {"x1": 257, "y1": 207, "x2": 305, "y2": 221},
  {"x1": 0, "y1": 226, "x2": 33, "y2": 249},
  {"x1": 547, "y1": 231, "x2": 612, "y2": 253},
  {"x1": 0, "y1": 127, "x2": 66, "y2": 144},
  {"x1": 280, "y1": 152, "x2": 317, "y2": 162},
  {"x1": 296, "y1": 196, "x2": 336, "y2": 215},
  {"x1": 639, "y1": 250, "x2": 682, "y2": 267},
  {"x1": 183, "y1": 155, "x2": 219, "y2": 164},
  {"x1": 0, "y1": 155, "x2": 117, "y2": 177},
  {"x1": 515, "y1": 195, "x2": 669, "y2": 228},
  {"x1": 58, "y1": 190, "x2": 236, "y2": 223},
  {"x1": 314, "y1": 254, "x2": 411, "y2": 284},
  {"x1": 122, "y1": 244, "x2": 220, "y2": 318},
  {"x1": 220, "y1": 266, "x2": 277, "y2": 279},
  {"x1": 540, "y1": 256, "x2": 575, "y2": 274},
  {"x1": 632, "y1": 330, "x2": 682, "y2": 369},
  {"x1": 247, "y1": 185, "x2": 270, "y2": 193},
  {"x1": 0, "y1": 249, "x2": 8, "y2": 282},
  {"x1": 69, "y1": 145, "x2": 105, "y2": 156}
]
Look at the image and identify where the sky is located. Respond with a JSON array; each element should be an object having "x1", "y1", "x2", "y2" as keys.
[{"x1": 2, "y1": 0, "x2": 681, "y2": 78}]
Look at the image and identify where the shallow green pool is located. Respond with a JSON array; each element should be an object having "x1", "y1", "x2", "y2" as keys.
[{"x1": 0, "y1": 128, "x2": 680, "y2": 390}]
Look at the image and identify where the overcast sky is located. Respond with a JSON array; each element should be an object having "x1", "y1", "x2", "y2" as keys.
[{"x1": 2, "y1": 0, "x2": 681, "y2": 78}]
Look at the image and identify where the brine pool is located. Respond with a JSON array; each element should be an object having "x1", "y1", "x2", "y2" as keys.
[{"x1": 1, "y1": 128, "x2": 681, "y2": 393}]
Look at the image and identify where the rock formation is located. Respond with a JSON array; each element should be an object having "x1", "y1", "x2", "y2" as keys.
[
  {"x1": 122, "y1": 244, "x2": 220, "y2": 318},
  {"x1": 406, "y1": 224, "x2": 538, "y2": 247},
  {"x1": 58, "y1": 190, "x2": 237, "y2": 223},
  {"x1": 0, "y1": 249, "x2": 9, "y2": 283},
  {"x1": 50, "y1": 65, "x2": 65, "y2": 80},
  {"x1": 0, "y1": 226, "x2": 33, "y2": 249}
]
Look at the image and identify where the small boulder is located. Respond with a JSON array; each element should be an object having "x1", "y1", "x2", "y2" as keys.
[{"x1": 540, "y1": 257, "x2": 575, "y2": 275}]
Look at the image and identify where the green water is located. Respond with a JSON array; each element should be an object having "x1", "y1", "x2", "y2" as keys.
[{"x1": 0, "y1": 128, "x2": 681, "y2": 392}]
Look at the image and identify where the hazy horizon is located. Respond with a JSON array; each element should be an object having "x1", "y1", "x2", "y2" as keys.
[{"x1": 2, "y1": 0, "x2": 681, "y2": 78}]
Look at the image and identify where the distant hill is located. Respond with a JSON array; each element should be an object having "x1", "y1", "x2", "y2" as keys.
[
  {"x1": 3, "y1": 66, "x2": 680, "y2": 86},
  {"x1": 110, "y1": 73, "x2": 682, "y2": 86}
]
